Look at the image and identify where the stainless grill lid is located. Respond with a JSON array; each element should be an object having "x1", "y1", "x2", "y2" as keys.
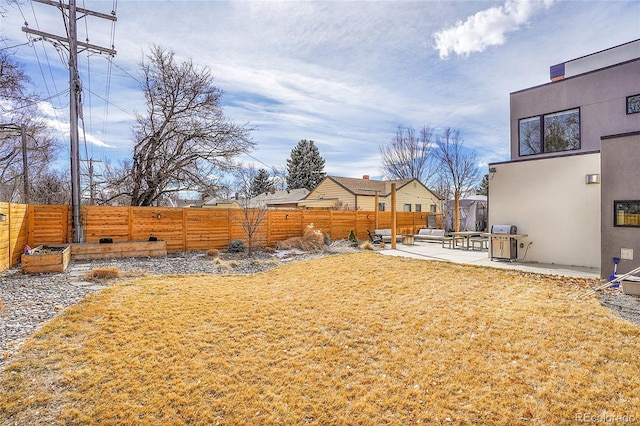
[{"x1": 491, "y1": 224, "x2": 517, "y2": 234}]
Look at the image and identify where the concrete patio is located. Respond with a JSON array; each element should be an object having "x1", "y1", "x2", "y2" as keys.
[{"x1": 379, "y1": 240, "x2": 601, "y2": 279}]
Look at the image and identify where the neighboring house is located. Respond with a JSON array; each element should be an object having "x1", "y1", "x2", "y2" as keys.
[
  {"x1": 489, "y1": 39, "x2": 640, "y2": 276},
  {"x1": 248, "y1": 188, "x2": 310, "y2": 209},
  {"x1": 174, "y1": 198, "x2": 210, "y2": 208},
  {"x1": 302, "y1": 175, "x2": 442, "y2": 213},
  {"x1": 202, "y1": 198, "x2": 242, "y2": 209}
]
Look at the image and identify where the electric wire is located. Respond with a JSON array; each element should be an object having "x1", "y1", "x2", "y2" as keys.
[
  {"x1": 110, "y1": 59, "x2": 141, "y2": 85},
  {"x1": 101, "y1": 0, "x2": 119, "y2": 151},
  {"x1": 85, "y1": 87, "x2": 134, "y2": 118},
  {"x1": 0, "y1": 40, "x2": 36, "y2": 51},
  {"x1": 14, "y1": 1, "x2": 67, "y2": 142}
]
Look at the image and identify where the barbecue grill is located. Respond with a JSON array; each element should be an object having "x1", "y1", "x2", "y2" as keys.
[{"x1": 489, "y1": 224, "x2": 527, "y2": 261}]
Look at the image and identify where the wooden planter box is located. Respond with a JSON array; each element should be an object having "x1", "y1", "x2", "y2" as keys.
[
  {"x1": 71, "y1": 240, "x2": 167, "y2": 260},
  {"x1": 21, "y1": 245, "x2": 71, "y2": 274}
]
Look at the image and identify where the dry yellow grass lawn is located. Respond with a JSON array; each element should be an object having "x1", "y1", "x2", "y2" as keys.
[{"x1": 1, "y1": 252, "x2": 639, "y2": 425}]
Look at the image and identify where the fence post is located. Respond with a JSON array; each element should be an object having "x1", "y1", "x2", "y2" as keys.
[
  {"x1": 27, "y1": 204, "x2": 35, "y2": 247},
  {"x1": 128, "y1": 207, "x2": 134, "y2": 241},
  {"x1": 182, "y1": 209, "x2": 188, "y2": 251},
  {"x1": 267, "y1": 210, "x2": 272, "y2": 246},
  {"x1": 227, "y1": 209, "x2": 232, "y2": 246}
]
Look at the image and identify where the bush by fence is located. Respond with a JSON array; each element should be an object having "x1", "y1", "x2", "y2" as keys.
[{"x1": 0, "y1": 204, "x2": 442, "y2": 271}]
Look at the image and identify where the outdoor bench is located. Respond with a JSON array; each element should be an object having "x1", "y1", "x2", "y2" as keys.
[
  {"x1": 469, "y1": 236, "x2": 489, "y2": 250},
  {"x1": 441, "y1": 236, "x2": 465, "y2": 249},
  {"x1": 413, "y1": 228, "x2": 447, "y2": 243}
]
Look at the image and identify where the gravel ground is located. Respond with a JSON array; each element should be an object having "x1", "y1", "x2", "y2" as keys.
[
  {"x1": 599, "y1": 291, "x2": 640, "y2": 325},
  {"x1": 2, "y1": 249, "x2": 639, "y2": 373}
]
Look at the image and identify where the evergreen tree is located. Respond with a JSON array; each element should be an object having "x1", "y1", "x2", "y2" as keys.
[
  {"x1": 286, "y1": 139, "x2": 326, "y2": 190},
  {"x1": 475, "y1": 174, "x2": 489, "y2": 196},
  {"x1": 250, "y1": 168, "x2": 272, "y2": 196}
]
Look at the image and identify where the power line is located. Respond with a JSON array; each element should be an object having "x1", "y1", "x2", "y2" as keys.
[
  {"x1": 84, "y1": 86, "x2": 134, "y2": 117},
  {"x1": 0, "y1": 40, "x2": 35, "y2": 51}
]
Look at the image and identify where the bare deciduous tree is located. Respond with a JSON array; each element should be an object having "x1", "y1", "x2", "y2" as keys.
[
  {"x1": 270, "y1": 165, "x2": 287, "y2": 191},
  {"x1": 231, "y1": 164, "x2": 268, "y2": 256},
  {"x1": 434, "y1": 128, "x2": 480, "y2": 232},
  {"x1": 379, "y1": 125, "x2": 438, "y2": 184},
  {"x1": 0, "y1": 51, "x2": 60, "y2": 203},
  {"x1": 104, "y1": 46, "x2": 254, "y2": 206},
  {"x1": 29, "y1": 170, "x2": 71, "y2": 205}
]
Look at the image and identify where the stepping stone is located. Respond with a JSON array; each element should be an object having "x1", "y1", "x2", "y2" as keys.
[
  {"x1": 69, "y1": 281, "x2": 97, "y2": 287},
  {"x1": 86, "y1": 285, "x2": 108, "y2": 291}
]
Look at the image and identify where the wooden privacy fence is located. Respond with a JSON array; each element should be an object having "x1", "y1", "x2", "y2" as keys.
[
  {"x1": 0, "y1": 204, "x2": 442, "y2": 271},
  {"x1": 0, "y1": 203, "x2": 28, "y2": 272}
]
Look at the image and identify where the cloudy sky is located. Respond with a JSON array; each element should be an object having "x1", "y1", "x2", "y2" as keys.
[{"x1": 2, "y1": 0, "x2": 639, "y2": 180}]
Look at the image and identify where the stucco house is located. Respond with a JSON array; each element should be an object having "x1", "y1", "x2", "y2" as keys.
[
  {"x1": 488, "y1": 39, "x2": 640, "y2": 277},
  {"x1": 301, "y1": 175, "x2": 442, "y2": 212}
]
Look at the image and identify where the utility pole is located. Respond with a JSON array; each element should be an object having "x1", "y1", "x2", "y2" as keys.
[
  {"x1": 21, "y1": 125, "x2": 29, "y2": 204},
  {"x1": 23, "y1": 0, "x2": 116, "y2": 243},
  {"x1": 81, "y1": 158, "x2": 102, "y2": 205},
  {"x1": 0, "y1": 123, "x2": 28, "y2": 203},
  {"x1": 68, "y1": 0, "x2": 82, "y2": 242}
]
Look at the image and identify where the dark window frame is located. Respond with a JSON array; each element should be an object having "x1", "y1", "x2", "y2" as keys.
[
  {"x1": 518, "y1": 107, "x2": 581, "y2": 156},
  {"x1": 614, "y1": 200, "x2": 640, "y2": 227},
  {"x1": 627, "y1": 94, "x2": 640, "y2": 115}
]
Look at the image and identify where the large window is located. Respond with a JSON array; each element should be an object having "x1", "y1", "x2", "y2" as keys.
[
  {"x1": 518, "y1": 116, "x2": 541, "y2": 155},
  {"x1": 519, "y1": 108, "x2": 580, "y2": 156},
  {"x1": 628, "y1": 94, "x2": 640, "y2": 114},
  {"x1": 415, "y1": 204, "x2": 422, "y2": 212},
  {"x1": 403, "y1": 204, "x2": 411, "y2": 212},
  {"x1": 614, "y1": 201, "x2": 640, "y2": 227}
]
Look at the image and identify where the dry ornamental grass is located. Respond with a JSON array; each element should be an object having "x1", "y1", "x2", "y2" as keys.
[{"x1": 1, "y1": 252, "x2": 639, "y2": 425}]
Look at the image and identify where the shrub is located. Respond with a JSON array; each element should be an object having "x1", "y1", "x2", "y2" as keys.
[
  {"x1": 87, "y1": 266, "x2": 120, "y2": 281},
  {"x1": 360, "y1": 241, "x2": 374, "y2": 250},
  {"x1": 207, "y1": 248, "x2": 220, "y2": 258},
  {"x1": 264, "y1": 246, "x2": 276, "y2": 254},
  {"x1": 347, "y1": 229, "x2": 359, "y2": 247},
  {"x1": 228, "y1": 239, "x2": 246, "y2": 253},
  {"x1": 275, "y1": 224, "x2": 325, "y2": 252}
]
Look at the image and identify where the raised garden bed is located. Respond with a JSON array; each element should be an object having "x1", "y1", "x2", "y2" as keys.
[
  {"x1": 622, "y1": 280, "x2": 640, "y2": 296},
  {"x1": 21, "y1": 245, "x2": 71, "y2": 274},
  {"x1": 71, "y1": 240, "x2": 167, "y2": 260}
]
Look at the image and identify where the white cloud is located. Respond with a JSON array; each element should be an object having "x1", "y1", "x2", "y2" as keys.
[
  {"x1": 433, "y1": 0, "x2": 555, "y2": 59},
  {"x1": 37, "y1": 102, "x2": 114, "y2": 148}
]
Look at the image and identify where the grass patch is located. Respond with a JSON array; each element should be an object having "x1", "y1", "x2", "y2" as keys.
[{"x1": 1, "y1": 252, "x2": 639, "y2": 424}]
